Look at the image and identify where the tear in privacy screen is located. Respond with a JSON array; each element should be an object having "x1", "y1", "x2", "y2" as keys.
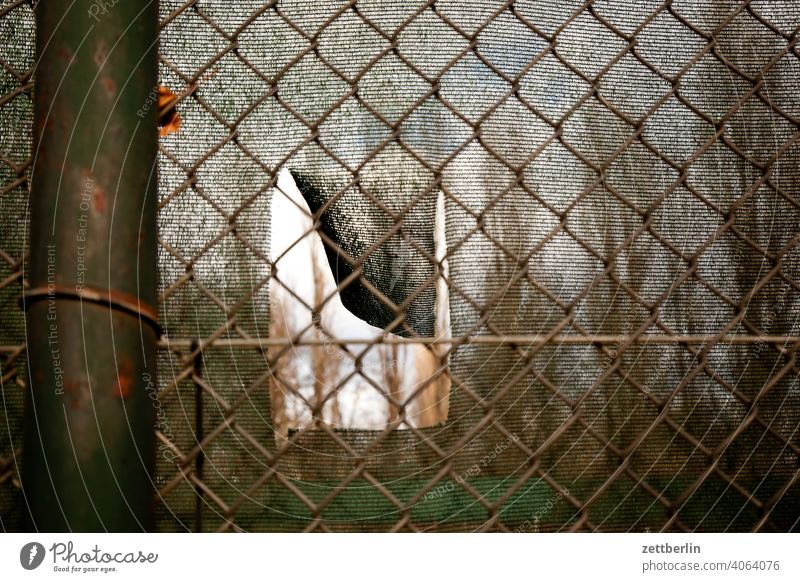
[{"x1": 132, "y1": 0, "x2": 800, "y2": 531}]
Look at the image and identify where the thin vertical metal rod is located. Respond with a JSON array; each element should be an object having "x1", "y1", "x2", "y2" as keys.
[{"x1": 192, "y1": 340, "x2": 204, "y2": 533}]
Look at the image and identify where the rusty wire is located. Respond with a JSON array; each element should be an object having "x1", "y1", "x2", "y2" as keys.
[{"x1": 0, "y1": 0, "x2": 33, "y2": 529}]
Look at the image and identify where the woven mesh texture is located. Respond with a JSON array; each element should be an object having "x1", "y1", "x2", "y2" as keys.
[
  {"x1": 153, "y1": 0, "x2": 800, "y2": 532},
  {"x1": 0, "y1": 0, "x2": 34, "y2": 532}
]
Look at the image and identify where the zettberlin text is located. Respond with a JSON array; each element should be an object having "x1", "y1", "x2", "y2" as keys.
[{"x1": 642, "y1": 543, "x2": 701, "y2": 554}]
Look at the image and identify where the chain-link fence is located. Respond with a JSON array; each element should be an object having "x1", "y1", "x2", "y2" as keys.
[
  {"x1": 2, "y1": 0, "x2": 800, "y2": 532},
  {"x1": 0, "y1": 0, "x2": 34, "y2": 533}
]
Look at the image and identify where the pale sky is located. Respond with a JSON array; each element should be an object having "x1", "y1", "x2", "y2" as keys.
[{"x1": 269, "y1": 169, "x2": 449, "y2": 428}]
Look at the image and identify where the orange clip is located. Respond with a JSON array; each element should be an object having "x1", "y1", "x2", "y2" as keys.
[{"x1": 157, "y1": 85, "x2": 182, "y2": 137}]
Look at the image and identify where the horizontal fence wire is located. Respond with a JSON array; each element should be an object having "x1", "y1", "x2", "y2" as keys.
[{"x1": 156, "y1": 335, "x2": 800, "y2": 347}]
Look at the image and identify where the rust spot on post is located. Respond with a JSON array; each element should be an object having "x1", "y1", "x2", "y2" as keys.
[
  {"x1": 101, "y1": 76, "x2": 116, "y2": 95},
  {"x1": 92, "y1": 185, "x2": 105, "y2": 213},
  {"x1": 94, "y1": 42, "x2": 107, "y2": 67},
  {"x1": 63, "y1": 381, "x2": 82, "y2": 410},
  {"x1": 113, "y1": 368, "x2": 133, "y2": 399}
]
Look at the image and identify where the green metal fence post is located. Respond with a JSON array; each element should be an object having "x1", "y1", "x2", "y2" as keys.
[{"x1": 23, "y1": 0, "x2": 159, "y2": 531}]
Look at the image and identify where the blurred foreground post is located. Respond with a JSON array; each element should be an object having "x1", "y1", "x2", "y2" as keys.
[{"x1": 23, "y1": 0, "x2": 159, "y2": 531}]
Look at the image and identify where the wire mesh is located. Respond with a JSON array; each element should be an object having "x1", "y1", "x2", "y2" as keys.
[
  {"x1": 0, "y1": 0, "x2": 33, "y2": 532},
  {"x1": 2, "y1": 0, "x2": 800, "y2": 532}
]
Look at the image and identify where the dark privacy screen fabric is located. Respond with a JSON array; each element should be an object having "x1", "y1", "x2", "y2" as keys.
[
  {"x1": 137, "y1": 0, "x2": 800, "y2": 532},
  {"x1": 2, "y1": 0, "x2": 800, "y2": 532},
  {"x1": 0, "y1": 0, "x2": 34, "y2": 531}
]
